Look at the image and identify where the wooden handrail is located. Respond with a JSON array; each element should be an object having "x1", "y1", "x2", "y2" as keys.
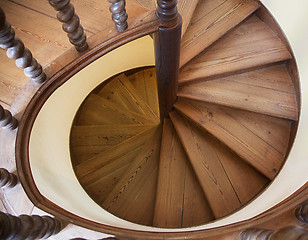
[
  {"x1": 0, "y1": 7, "x2": 47, "y2": 83},
  {"x1": 108, "y1": 0, "x2": 128, "y2": 32},
  {"x1": 48, "y1": 0, "x2": 88, "y2": 52},
  {"x1": 154, "y1": 0, "x2": 182, "y2": 119},
  {"x1": 0, "y1": 168, "x2": 18, "y2": 189},
  {"x1": 0, "y1": 212, "x2": 63, "y2": 239},
  {"x1": 0, "y1": 104, "x2": 18, "y2": 130}
]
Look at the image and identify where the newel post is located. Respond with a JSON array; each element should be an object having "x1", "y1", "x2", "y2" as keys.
[{"x1": 154, "y1": 0, "x2": 182, "y2": 119}]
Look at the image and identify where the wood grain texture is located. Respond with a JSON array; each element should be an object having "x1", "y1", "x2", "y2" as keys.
[
  {"x1": 76, "y1": 94, "x2": 153, "y2": 125},
  {"x1": 174, "y1": 99, "x2": 291, "y2": 180},
  {"x1": 153, "y1": 118, "x2": 213, "y2": 228},
  {"x1": 179, "y1": 16, "x2": 292, "y2": 84},
  {"x1": 170, "y1": 112, "x2": 241, "y2": 218},
  {"x1": 180, "y1": 0, "x2": 260, "y2": 67},
  {"x1": 128, "y1": 68, "x2": 160, "y2": 118},
  {"x1": 178, "y1": 64, "x2": 298, "y2": 120},
  {"x1": 102, "y1": 125, "x2": 162, "y2": 226}
]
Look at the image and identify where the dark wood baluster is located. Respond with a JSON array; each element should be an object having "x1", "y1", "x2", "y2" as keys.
[
  {"x1": 0, "y1": 168, "x2": 18, "y2": 189},
  {"x1": 240, "y1": 226, "x2": 308, "y2": 240},
  {"x1": 0, "y1": 104, "x2": 18, "y2": 130},
  {"x1": 48, "y1": 0, "x2": 88, "y2": 52},
  {"x1": 296, "y1": 202, "x2": 308, "y2": 223},
  {"x1": 0, "y1": 8, "x2": 46, "y2": 83},
  {"x1": 108, "y1": 0, "x2": 128, "y2": 32},
  {"x1": 154, "y1": 0, "x2": 182, "y2": 119},
  {"x1": 0, "y1": 212, "x2": 63, "y2": 239}
]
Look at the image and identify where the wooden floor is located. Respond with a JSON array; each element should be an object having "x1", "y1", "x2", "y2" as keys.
[{"x1": 0, "y1": 0, "x2": 147, "y2": 109}]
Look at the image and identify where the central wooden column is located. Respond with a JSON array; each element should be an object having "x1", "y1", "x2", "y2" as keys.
[{"x1": 154, "y1": 0, "x2": 182, "y2": 120}]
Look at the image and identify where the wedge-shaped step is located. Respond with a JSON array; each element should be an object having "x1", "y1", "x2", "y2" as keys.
[
  {"x1": 180, "y1": 16, "x2": 292, "y2": 84},
  {"x1": 153, "y1": 118, "x2": 214, "y2": 228},
  {"x1": 170, "y1": 112, "x2": 241, "y2": 218},
  {"x1": 128, "y1": 68, "x2": 160, "y2": 118},
  {"x1": 72, "y1": 127, "x2": 158, "y2": 205},
  {"x1": 174, "y1": 99, "x2": 292, "y2": 180},
  {"x1": 70, "y1": 145, "x2": 110, "y2": 165},
  {"x1": 180, "y1": 0, "x2": 260, "y2": 67},
  {"x1": 178, "y1": 64, "x2": 298, "y2": 120},
  {"x1": 98, "y1": 74, "x2": 152, "y2": 119},
  {"x1": 102, "y1": 126, "x2": 162, "y2": 226},
  {"x1": 77, "y1": 94, "x2": 153, "y2": 125}
]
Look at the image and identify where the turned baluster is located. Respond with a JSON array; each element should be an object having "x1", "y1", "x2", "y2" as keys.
[
  {"x1": 108, "y1": 0, "x2": 128, "y2": 32},
  {"x1": 48, "y1": 0, "x2": 88, "y2": 52},
  {"x1": 0, "y1": 168, "x2": 18, "y2": 189},
  {"x1": 154, "y1": 0, "x2": 181, "y2": 119},
  {"x1": 0, "y1": 212, "x2": 63, "y2": 239},
  {"x1": 296, "y1": 202, "x2": 308, "y2": 223},
  {"x1": 240, "y1": 226, "x2": 308, "y2": 240},
  {"x1": 0, "y1": 104, "x2": 18, "y2": 130},
  {"x1": 0, "y1": 8, "x2": 46, "y2": 83}
]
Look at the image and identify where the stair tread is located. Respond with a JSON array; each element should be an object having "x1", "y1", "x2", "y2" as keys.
[
  {"x1": 180, "y1": 0, "x2": 260, "y2": 67},
  {"x1": 170, "y1": 112, "x2": 241, "y2": 218},
  {"x1": 128, "y1": 68, "x2": 160, "y2": 118},
  {"x1": 70, "y1": 145, "x2": 111, "y2": 165},
  {"x1": 174, "y1": 99, "x2": 291, "y2": 180},
  {"x1": 179, "y1": 15, "x2": 292, "y2": 84},
  {"x1": 102, "y1": 125, "x2": 162, "y2": 226},
  {"x1": 77, "y1": 94, "x2": 154, "y2": 125},
  {"x1": 153, "y1": 118, "x2": 214, "y2": 228},
  {"x1": 178, "y1": 64, "x2": 298, "y2": 120},
  {"x1": 98, "y1": 74, "x2": 150, "y2": 118},
  {"x1": 70, "y1": 124, "x2": 154, "y2": 146}
]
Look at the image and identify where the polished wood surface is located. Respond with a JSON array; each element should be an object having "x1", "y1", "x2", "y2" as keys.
[
  {"x1": 0, "y1": 168, "x2": 18, "y2": 189},
  {"x1": 108, "y1": 0, "x2": 128, "y2": 32},
  {"x1": 0, "y1": 104, "x2": 18, "y2": 130}
]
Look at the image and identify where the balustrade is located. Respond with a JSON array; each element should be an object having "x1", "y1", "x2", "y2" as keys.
[
  {"x1": 0, "y1": 7, "x2": 47, "y2": 83},
  {"x1": 108, "y1": 0, "x2": 128, "y2": 32},
  {"x1": 0, "y1": 212, "x2": 63, "y2": 239},
  {"x1": 0, "y1": 104, "x2": 18, "y2": 130},
  {"x1": 48, "y1": 0, "x2": 88, "y2": 52}
]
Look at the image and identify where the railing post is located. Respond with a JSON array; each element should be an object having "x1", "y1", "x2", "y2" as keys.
[
  {"x1": 296, "y1": 202, "x2": 308, "y2": 223},
  {"x1": 240, "y1": 226, "x2": 308, "y2": 240},
  {"x1": 0, "y1": 212, "x2": 63, "y2": 239},
  {"x1": 107, "y1": 0, "x2": 128, "y2": 32},
  {"x1": 48, "y1": 0, "x2": 88, "y2": 52},
  {"x1": 0, "y1": 7, "x2": 47, "y2": 83},
  {"x1": 0, "y1": 104, "x2": 18, "y2": 130},
  {"x1": 154, "y1": 0, "x2": 182, "y2": 119},
  {"x1": 0, "y1": 168, "x2": 18, "y2": 189}
]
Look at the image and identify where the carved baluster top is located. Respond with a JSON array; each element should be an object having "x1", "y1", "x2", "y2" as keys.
[
  {"x1": 108, "y1": 0, "x2": 128, "y2": 32},
  {"x1": 156, "y1": 0, "x2": 178, "y2": 22}
]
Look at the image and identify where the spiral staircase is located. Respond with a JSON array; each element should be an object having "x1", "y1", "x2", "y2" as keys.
[{"x1": 0, "y1": 0, "x2": 307, "y2": 239}]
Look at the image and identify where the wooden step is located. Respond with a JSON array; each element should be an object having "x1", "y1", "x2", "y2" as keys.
[
  {"x1": 179, "y1": 15, "x2": 292, "y2": 84},
  {"x1": 180, "y1": 0, "x2": 260, "y2": 67},
  {"x1": 128, "y1": 68, "x2": 160, "y2": 118},
  {"x1": 76, "y1": 94, "x2": 153, "y2": 125},
  {"x1": 174, "y1": 99, "x2": 291, "y2": 180},
  {"x1": 70, "y1": 145, "x2": 111, "y2": 165},
  {"x1": 153, "y1": 118, "x2": 214, "y2": 228},
  {"x1": 70, "y1": 124, "x2": 154, "y2": 147},
  {"x1": 102, "y1": 126, "x2": 162, "y2": 226},
  {"x1": 170, "y1": 112, "x2": 241, "y2": 218},
  {"x1": 178, "y1": 64, "x2": 298, "y2": 121},
  {"x1": 170, "y1": 111, "x2": 269, "y2": 208}
]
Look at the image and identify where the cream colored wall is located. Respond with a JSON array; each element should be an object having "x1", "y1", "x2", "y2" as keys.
[{"x1": 29, "y1": 1, "x2": 308, "y2": 233}]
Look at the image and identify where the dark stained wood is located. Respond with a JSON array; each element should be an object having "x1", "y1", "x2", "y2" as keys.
[
  {"x1": 0, "y1": 7, "x2": 46, "y2": 83},
  {"x1": 102, "y1": 125, "x2": 162, "y2": 226},
  {"x1": 170, "y1": 112, "x2": 241, "y2": 218},
  {"x1": 180, "y1": 0, "x2": 260, "y2": 67},
  {"x1": 296, "y1": 202, "x2": 308, "y2": 223},
  {"x1": 179, "y1": 16, "x2": 292, "y2": 84},
  {"x1": 0, "y1": 211, "x2": 63, "y2": 240},
  {"x1": 178, "y1": 64, "x2": 298, "y2": 121},
  {"x1": 48, "y1": 0, "x2": 88, "y2": 51},
  {"x1": 0, "y1": 104, "x2": 18, "y2": 130},
  {"x1": 156, "y1": 0, "x2": 178, "y2": 22},
  {"x1": 108, "y1": 0, "x2": 128, "y2": 32},
  {"x1": 153, "y1": 118, "x2": 214, "y2": 228},
  {"x1": 0, "y1": 168, "x2": 18, "y2": 189},
  {"x1": 174, "y1": 99, "x2": 291, "y2": 180}
]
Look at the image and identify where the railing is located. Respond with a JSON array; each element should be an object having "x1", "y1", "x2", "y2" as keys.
[{"x1": 0, "y1": 0, "x2": 307, "y2": 239}]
